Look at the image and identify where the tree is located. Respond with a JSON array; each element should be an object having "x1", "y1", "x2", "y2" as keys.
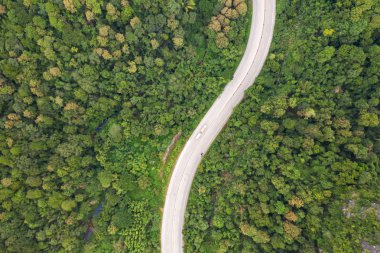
[
  {"x1": 63, "y1": 0, "x2": 80, "y2": 13},
  {"x1": 26, "y1": 189, "x2": 42, "y2": 199},
  {"x1": 98, "y1": 171, "x2": 113, "y2": 188},
  {"x1": 358, "y1": 113, "x2": 379, "y2": 127},
  {"x1": 317, "y1": 46, "x2": 335, "y2": 63},
  {"x1": 26, "y1": 177, "x2": 42, "y2": 187},
  {"x1": 61, "y1": 200, "x2": 77, "y2": 212},
  {"x1": 0, "y1": 5, "x2": 6, "y2": 15},
  {"x1": 216, "y1": 33, "x2": 229, "y2": 48},
  {"x1": 109, "y1": 124, "x2": 122, "y2": 141},
  {"x1": 212, "y1": 215, "x2": 225, "y2": 228},
  {"x1": 173, "y1": 37, "x2": 184, "y2": 49}
]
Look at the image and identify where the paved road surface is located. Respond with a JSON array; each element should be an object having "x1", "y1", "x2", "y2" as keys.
[{"x1": 161, "y1": 0, "x2": 276, "y2": 252}]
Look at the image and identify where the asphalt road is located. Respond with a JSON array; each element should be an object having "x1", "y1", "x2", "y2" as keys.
[{"x1": 161, "y1": 1, "x2": 276, "y2": 252}]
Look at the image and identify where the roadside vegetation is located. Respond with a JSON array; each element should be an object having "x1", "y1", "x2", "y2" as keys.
[
  {"x1": 185, "y1": 0, "x2": 380, "y2": 252},
  {"x1": 0, "y1": 0, "x2": 249, "y2": 252}
]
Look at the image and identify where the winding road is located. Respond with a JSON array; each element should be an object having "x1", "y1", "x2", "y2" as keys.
[{"x1": 161, "y1": 0, "x2": 276, "y2": 252}]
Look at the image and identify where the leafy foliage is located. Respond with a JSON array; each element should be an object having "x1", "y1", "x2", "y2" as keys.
[
  {"x1": 185, "y1": 0, "x2": 380, "y2": 252},
  {"x1": 0, "y1": 0, "x2": 248, "y2": 252}
]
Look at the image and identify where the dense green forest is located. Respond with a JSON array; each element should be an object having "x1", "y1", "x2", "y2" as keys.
[
  {"x1": 185, "y1": 0, "x2": 380, "y2": 252},
  {"x1": 0, "y1": 0, "x2": 249, "y2": 252}
]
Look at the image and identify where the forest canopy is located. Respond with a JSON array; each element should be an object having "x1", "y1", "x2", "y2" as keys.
[
  {"x1": 185, "y1": 0, "x2": 380, "y2": 252},
  {"x1": 0, "y1": 0, "x2": 249, "y2": 252}
]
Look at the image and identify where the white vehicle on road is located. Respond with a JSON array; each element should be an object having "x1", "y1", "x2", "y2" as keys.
[{"x1": 195, "y1": 124, "x2": 207, "y2": 140}]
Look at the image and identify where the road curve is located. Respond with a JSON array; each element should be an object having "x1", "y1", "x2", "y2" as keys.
[{"x1": 161, "y1": 1, "x2": 276, "y2": 252}]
